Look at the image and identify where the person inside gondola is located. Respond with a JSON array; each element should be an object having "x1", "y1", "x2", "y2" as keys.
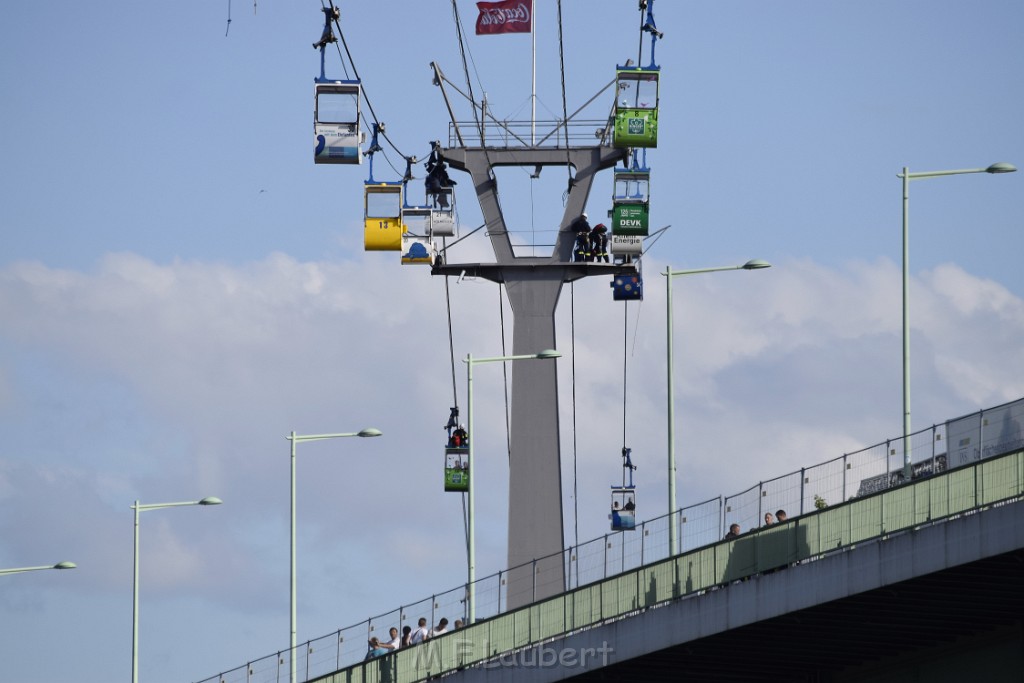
[
  {"x1": 611, "y1": 501, "x2": 622, "y2": 528},
  {"x1": 624, "y1": 497, "x2": 635, "y2": 511}
]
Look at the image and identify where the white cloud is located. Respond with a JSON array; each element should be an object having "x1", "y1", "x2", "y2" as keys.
[{"x1": 2, "y1": 252, "x2": 1022, "y2": 681}]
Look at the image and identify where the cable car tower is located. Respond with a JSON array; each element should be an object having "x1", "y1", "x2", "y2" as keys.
[
  {"x1": 427, "y1": 1, "x2": 662, "y2": 609},
  {"x1": 312, "y1": 0, "x2": 663, "y2": 612}
]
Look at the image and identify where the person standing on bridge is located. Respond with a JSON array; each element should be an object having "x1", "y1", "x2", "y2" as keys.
[
  {"x1": 428, "y1": 618, "x2": 449, "y2": 639},
  {"x1": 377, "y1": 627, "x2": 401, "y2": 652},
  {"x1": 410, "y1": 617, "x2": 429, "y2": 645},
  {"x1": 724, "y1": 523, "x2": 741, "y2": 540}
]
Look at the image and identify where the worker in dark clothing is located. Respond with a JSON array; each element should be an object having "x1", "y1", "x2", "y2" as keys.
[
  {"x1": 571, "y1": 213, "x2": 591, "y2": 262},
  {"x1": 590, "y1": 223, "x2": 609, "y2": 263}
]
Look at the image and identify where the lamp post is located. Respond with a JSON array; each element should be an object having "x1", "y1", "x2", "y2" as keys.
[
  {"x1": 0, "y1": 561, "x2": 76, "y2": 576},
  {"x1": 663, "y1": 259, "x2": 771, "y2": 556},
  {"x1": 287, "y1": 428, "x2": 381, "y2": 683},
  {"x1": 132, "y1": 496, "x2": 222, "y2": 683},
  {"x1": 464, "y1": 349, "x2": 561, "y2": 624},
  {"x1": 898, "y1": 162, "x2": 1016, "y2": 480}
]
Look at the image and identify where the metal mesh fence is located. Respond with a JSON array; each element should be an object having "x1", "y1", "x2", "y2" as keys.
[{"x1": 196, "y1": 398, "x2": 1024, "y2": 683}]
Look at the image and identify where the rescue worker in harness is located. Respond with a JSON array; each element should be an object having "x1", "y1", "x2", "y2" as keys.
[{"x1": 570, "y1": 213, "x2": 592, "y2": 262}]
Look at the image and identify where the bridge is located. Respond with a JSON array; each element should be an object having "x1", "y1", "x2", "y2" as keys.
[{"x1": 198, "y1": 401, "x2": 1024, "y2": 683}]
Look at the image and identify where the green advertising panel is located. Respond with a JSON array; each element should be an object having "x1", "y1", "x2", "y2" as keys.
[
  {"x1": 444, "y1": 447, "x2": 469, "y2": 492},
  {"x1": 613, "y1": 203, "x2": 649, "y2": 236}
]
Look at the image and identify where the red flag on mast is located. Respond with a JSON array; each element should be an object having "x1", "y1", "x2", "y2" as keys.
[{"x1": 475, "y1": 1, "x2": 532, "y2": 35}]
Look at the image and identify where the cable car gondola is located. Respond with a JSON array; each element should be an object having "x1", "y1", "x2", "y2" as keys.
[
  {"x1": 423, "y1": 142, "x2": 456, "y2": 238},
  {"x1": 612, "y1": 66, "x2": 659, "y2": 149},
  {"x1": 612, "y1": 0, "x2": 662, "y2": 149},
  {"x1": 314, "y1": 81, "x2": 363, "y2": 164},
  {"x1": 443, "y1": 408, "x2": 469, "y2": 492},
  {"x1": 312, "y1": 7, "x2": 362, "y2": 164},
  {"x1": 611, "y1": 273, "x2": 643, "y2": 301},
  {"x1": 611, "y1": 163, "x2": 650, "y2": 238},
  {"x1": 364, "y1": 181, "x2": 405, "y2": 251},
  {"x1": 610, "y1": 447, "x2": 637, "y2": 531},
  {"x1": 401, "y1": 230, "x2": 435, "y2": 265}
]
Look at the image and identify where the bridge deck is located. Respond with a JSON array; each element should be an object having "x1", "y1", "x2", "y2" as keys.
[{"x1": 308, "y1": 450, "x2": 1024, "y2": 683}]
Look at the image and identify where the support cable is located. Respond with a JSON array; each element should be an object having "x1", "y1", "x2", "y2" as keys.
[
  {"x1": 570, "y1": 282, "x2": 579, "y2": 549},
  {"x1": 498, "y1": 285, "x2": 513, "y2": 463},
  {"x1": 322, "y1": 1, "x2": 409, "y2": 162},
  {"x1": 622, "y1": 302, "x2": 629, "y2": 450},
  {"x1": 442, "y1": 274, "x2": 471, "y2": 554},
  {"x1": 555, "y1": 0, "x2": 573, "y2": 199},
  {"x1": 450, "y1": 0, "x2": 501, "y2": 216}
]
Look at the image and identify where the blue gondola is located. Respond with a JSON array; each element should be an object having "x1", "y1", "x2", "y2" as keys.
[{"x1": 611, "y1": 274, "x2": 643, "y2": 301}]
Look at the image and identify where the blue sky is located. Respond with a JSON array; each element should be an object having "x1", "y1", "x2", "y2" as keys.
[{"x1": 1, "y1": 2, "x2": 1022, "y2": 682}]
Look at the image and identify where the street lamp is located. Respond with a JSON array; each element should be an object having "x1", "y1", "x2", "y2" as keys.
[
  {"x1": 287, "y1": 428, "x2": 381, "y2": 683},
  {"x1": 898, "y1": 162, "x2": 1016, "y2": 480},
  {"x1": 663, "y1": 259, "x2": 771, "y2": 556},
  {"x1": 464, "y1": 349, "x2": 561, "y2": 624},
  {"x1": 0, "y1": 561, "x2": 76, "y2": 576},
  {"x1": 132, "y1": 496, "x2": 222, "y2": 683}
]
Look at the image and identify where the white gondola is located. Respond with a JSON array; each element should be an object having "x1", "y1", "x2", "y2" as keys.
[
  {"x1": 610, "y1": 447, "x2": 638, "y2": 530},
  {"x1": 401, "y1": 233, "x2": 435, "y2": 265},
  {"x1": 611, "y1": 487, "x2": 637, "y2": 531},
  {"x1": 314, "y1": 80, "x2": 363, "y2": 164},
  {"x1": 430, "y1": 205, "x2": 455, "y2": 238}
]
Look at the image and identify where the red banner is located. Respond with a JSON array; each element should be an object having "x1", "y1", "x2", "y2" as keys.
[{"x1": 475, "y1": 1, "x2": 532, "y2": 35}]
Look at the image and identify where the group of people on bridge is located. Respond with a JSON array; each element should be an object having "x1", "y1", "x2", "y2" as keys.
[
  {"x1": 724, "y1": 509, "x2": 788, "y2": 539},
  {"x1": 365, "y1": 617, "x2": 461, "y2": 660}
]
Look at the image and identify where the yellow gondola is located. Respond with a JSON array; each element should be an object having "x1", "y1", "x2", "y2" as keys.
[{"x1": 364, "y1": 182, "x2": 404, "y2": 251}]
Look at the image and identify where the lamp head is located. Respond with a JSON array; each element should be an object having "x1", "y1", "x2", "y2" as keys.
[
  {"x1": 54, "y1": 561, "x2": 76, "y2": 570},
  {"x1": 536, "y1": 349, "x2": 562, "y2": 359},
  {"x1": 198, "y1": 497, "x2": 223, "y2": 506},
  {"x1": 986, "y1": 162, "x2": 1017, "y2": 174},
  {"x1": 742, "y1": 259, "x2": 772, "y2": 270},
  {"x1": 357, "y1": 428, "x2": 383, "y2": 437}
]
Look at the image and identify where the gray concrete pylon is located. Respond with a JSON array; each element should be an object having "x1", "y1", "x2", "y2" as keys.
[{"x1": 435, "y1": 145, "x2": 632, "y2": 608}]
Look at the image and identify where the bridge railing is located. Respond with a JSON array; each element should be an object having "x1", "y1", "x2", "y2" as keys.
[{"x1": 195, "y1": 398, "x2": 1024, "y2": 683}]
